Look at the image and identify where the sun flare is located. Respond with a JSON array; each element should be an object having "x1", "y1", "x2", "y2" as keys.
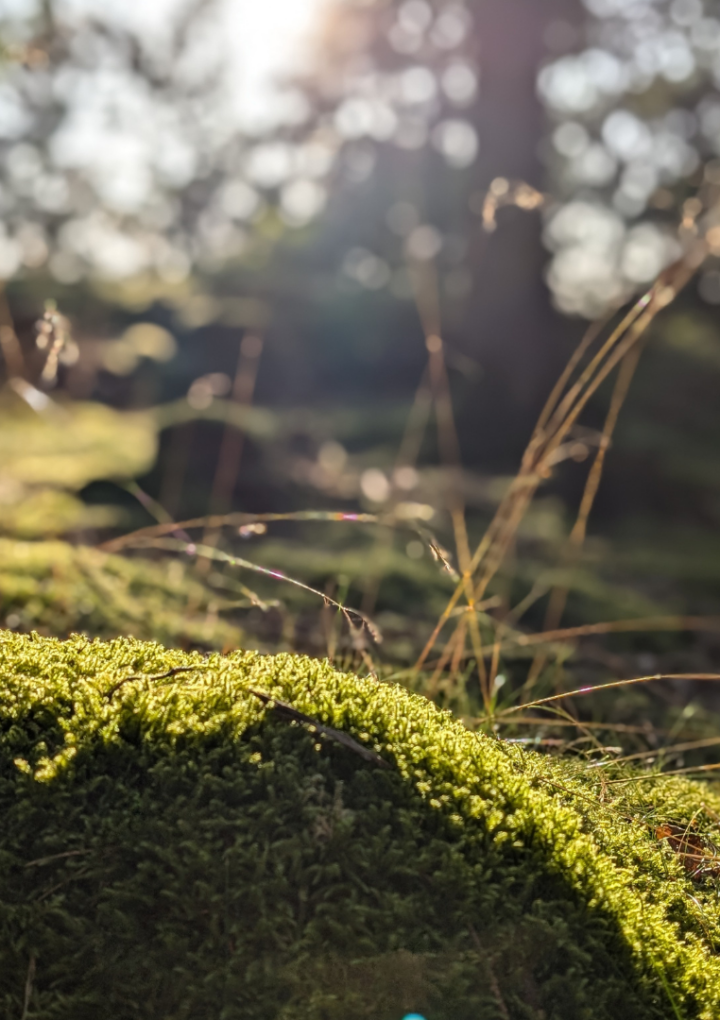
[{"x1": 225, "y1": 0, "x2": 328, "y2": 130}]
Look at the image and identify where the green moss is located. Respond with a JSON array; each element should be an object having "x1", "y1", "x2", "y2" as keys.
[
  {"x1": 0, "y1": 391, "x2": 244, "y2": 646},
  {"x1": 1, "y1": 632, "x2": 720, "y2": 1019},
  {"x1": 0, "y1": 540, "x2": 242, "y2": 649},
  {"x1": 0, "y1": 397, "x2": 157, "y2": 490},
  {"x1": 0, "y1": 489, "x2": 121, "y2": 538}
]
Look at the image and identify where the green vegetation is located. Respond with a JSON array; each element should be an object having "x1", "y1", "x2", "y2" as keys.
[
  {"x1": 0, "y1": 539, "x2": 242, "y2": 648},
  {"x1": 0, "y1": 397, "x2": 157, "y2": 492},
  {"x1": 2, "y1": 631, "x2": 720, "y2": 1019},
  {"x1": 0, "y1": 393, "x2": 247, "y2": 649},
  {"x1": 2, "y1": 2, "x2": 720, "y2": 1016}
]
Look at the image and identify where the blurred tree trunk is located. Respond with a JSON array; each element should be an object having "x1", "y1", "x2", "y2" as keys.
[{"x1": 462, "y1": 0, "x2": 584, "y2": 465}]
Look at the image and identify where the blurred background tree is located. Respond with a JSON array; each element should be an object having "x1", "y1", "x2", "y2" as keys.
[{"x1": 0, "y1": 0, "x2": 719, "y2": 743}]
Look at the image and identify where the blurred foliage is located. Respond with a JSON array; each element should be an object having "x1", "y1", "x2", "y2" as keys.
[
  {"x1": 0, "y1": 0, "x2": 717, "y2": 762},
  {"x1": 0, "y1": 395, "x2": 156, "y2": 489},
  {"x1": 0, "y1": 388, "x2": 243, "y2": 648},
  {"x1": 0, "y1": 389, "x2": 155, "y2": 537},
  {"x1": 0, "y1": 538, "x2": 242, "y2": 648},
  {"x1": 0, "y1": 488, "x2": 115, "y2": 539}
]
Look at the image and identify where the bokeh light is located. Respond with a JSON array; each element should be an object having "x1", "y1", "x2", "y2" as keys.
[{"x1": 537, "y1": 0, "x2": 720, "y2": 316}]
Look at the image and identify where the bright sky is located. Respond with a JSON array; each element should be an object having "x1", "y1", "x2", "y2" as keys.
[
  {"x1": 223, "y1": 0, "x2": 325, "y2": 131},
  {"x1": 4, "y1": 0, "x2": 326, "y2": 131},
  {"x1": 0, "y1": 0, "x2": 331, "y2": 276}
]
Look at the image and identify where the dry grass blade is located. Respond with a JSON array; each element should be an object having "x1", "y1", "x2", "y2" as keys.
[
  {"x1": 100, "y1": 510, "x2": 451, "y2": 573},
  {"x1": 0, "y1": 284, "x2": 25, "y2": 379},
  {"x1": 101, "y1": 510, "x2": 379, "y2": 551},
  {"x1": 527, "y1": 340, "x2": 645, "y2": 687},
  {"x1": 609, "y1": 736, "x2": 720, "y2": 766},
  {"x1": 408, "y1": 254, "x2": 486, "y2": 697},
  {"x1": 415, "y1": 241, "x2": 707, "y2": 675},
  {"x1": 498, "y1": 615, "x2": 720, "y2": 651},
  {"x1": 534, "y1": 314, "x2": 610, "y2": 435},
  {"x1": 495, "y1": 716, "x2": 669, "y2": 736},
  {"x1": 468, "y1": 923, "x2": 511, "y2": 1020},
  {"x1": 200, "y1": 333, "x2": 264, "y2": 566},
  {"x1": 480, "y1": 178, "x2": 545, "y2": 235},
  {"x1": 361, "y1": 363, "x2": 435, "y2": 616},
  {"x1": 21, "y1": 953, "x2": 35, "y2": 1020},
  {"x1": 501, "y1": 672, "x2": 720, "y2": 718},
  {"x1": 606, "y1": 762, "x2": 720, "y2": 785},
  {"x1": 124, "y1": 536, "x2": 383, "y2": 644}
]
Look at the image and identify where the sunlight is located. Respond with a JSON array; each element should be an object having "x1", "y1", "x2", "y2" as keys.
[
  {"x1": 56, "y1": 0, "x2": 328, "y2": 132},
  {"x1": 225, "y1": 0, "x2": 327, "y2": 132}
]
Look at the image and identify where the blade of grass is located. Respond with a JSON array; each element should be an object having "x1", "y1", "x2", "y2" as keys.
[
  {"x1": 361, "y1": 363, "x2": 434, "y2": 616},
  {"x1": 122, "y1": 535, "x2": 382, "y2": 644},
  {"x1": 526, "y1": 340, "x2": 645, "y2": 688},
  {"x1": 101, "y1": 510, "x2": 450, "y2": 565},
  {"x1": 199, "y1": 332, "x2": 264, "y2": 566},
  {"x1": 502, "y1": 672, "x2": 720, "y2": 718},
  {"x1": 409, "y1": 255, "x2": 487, "y2": 699},
  {"x1": 498, "y1": 614, "x2": 720, "y2": 651},
  {"x1": 607, "y1": 736, "x2": 720, "y2": 767}
]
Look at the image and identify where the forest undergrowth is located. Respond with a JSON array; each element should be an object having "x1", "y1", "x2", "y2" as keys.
[
  {"x1": 90, "y1": 190, "x2": 720, "y2": 781},
  {"x1": 2, "y1": 184, "x2": 720, "y2": 780},
  {"x1": 3, "y1": 184, "x2": 720, "y2": 1020}
]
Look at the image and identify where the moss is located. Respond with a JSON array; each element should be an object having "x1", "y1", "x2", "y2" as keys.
[
  {"x1": 0, "y1": 489, "x2": 121, "y2": 538},
  {"x1": 1, "y1": 632, "x2": 720, "y2": 1019},
  {"x1": 0, "y1": 540, "x2": 242, "y2": 649},
  {"x1": 0, "y1": 393, "x2": 246, "y2": 647},
  {"x1": 0, "y1": 397, "x2": 157, "y2": 490}
]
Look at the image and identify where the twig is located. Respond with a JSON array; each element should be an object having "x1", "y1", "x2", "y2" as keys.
[
  {"x1": 24, "y1": 848, "x2": 93, "y2": 868},
  {"x1": 467, "y1": 924, "x2": 510, "y2": 1020},
  {"x1": 104, "y1": 665, "x2": 209, "y2": 700},
  {"x1": 248, "y1": 688, "x2": 390, "y2": 768},
  {"x1": 20, "y1": 954, "x2": 35, "y2": 1020}
]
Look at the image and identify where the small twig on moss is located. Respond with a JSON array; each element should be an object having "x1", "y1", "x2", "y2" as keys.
[
  {"x1": 35, "y1": 866, "x2": 93, "y2": 903},
  {"x1": 248, "y1": 688, "x2": 390, "y2": 769},
  {"x1": 24, "y1": 848, "x2": 93, "y2": 868},
  {"x1": 104, "y1": 665, "x2": 208, "y2": 700},
  {"x1": 20, "y1": 953, "x2": 35, "y2": 1020},
  {"x1": 468, "y1": 924, "x2": 510, "y2": 1020}
]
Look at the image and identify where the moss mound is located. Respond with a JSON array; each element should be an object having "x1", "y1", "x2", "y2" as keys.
[{"x1": 2, "y1": 633, "x2": 720, "y2": 1019}]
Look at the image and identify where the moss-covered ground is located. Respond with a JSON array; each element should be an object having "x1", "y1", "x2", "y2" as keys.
[
  {"x1": 2, "y1": 632, "x2": 720, "y2": 1019},
  {"x1": 0, "y1": 540, "x2": 242, "y2": 649}
]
